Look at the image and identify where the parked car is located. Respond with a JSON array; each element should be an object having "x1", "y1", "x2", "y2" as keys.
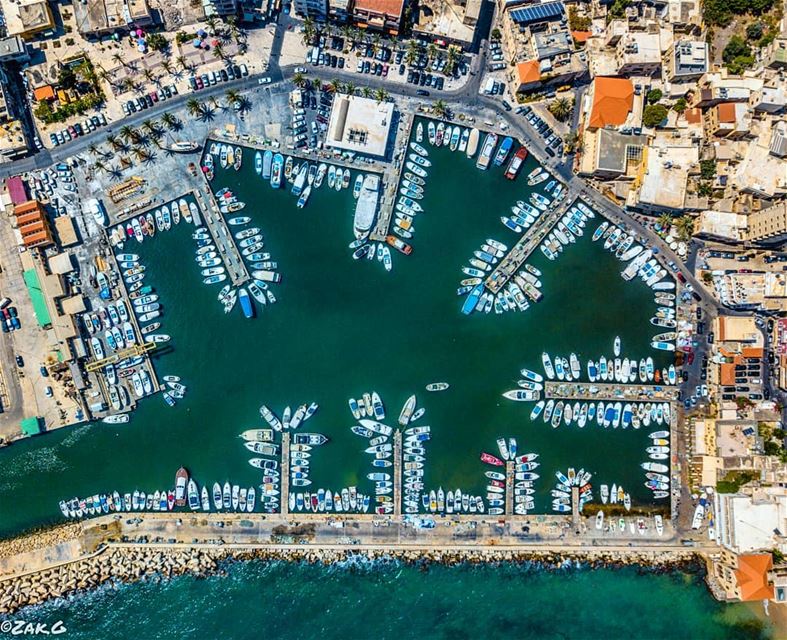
[{"x1": 15, "y1": 355, "x2": 23, "y2": 367}]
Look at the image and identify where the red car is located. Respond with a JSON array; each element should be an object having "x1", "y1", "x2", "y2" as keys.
[{"x1": 687, "y1": 352, "x2": 695, "y2": 365}]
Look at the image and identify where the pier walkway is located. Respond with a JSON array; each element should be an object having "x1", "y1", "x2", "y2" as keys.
[
  {"x1": 505, "y1": 461, "x2": 514, "y2": 515},
  {"x1": 393, "y1": 431, "x2": 402, "y2": 517},
  {"x1": 484, "y1": 195, "x2": 577, "y2": 294},
  {"x1": 281, "y1": 433, "x2": 290, "y2": 516},
  {"x1": 544, "y1": 381, "x2": 680, "y2": 402},
  {"x1": 194, "y1": 184, "x2": 250, "y2": 287},
  {"x1": 571, "y1": 487, "x2": 580, "y2": 529}
]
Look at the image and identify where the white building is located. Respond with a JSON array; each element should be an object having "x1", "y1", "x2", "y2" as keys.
[{"x1": 326, "y1": 94, "x2": 394, "y2": 158}]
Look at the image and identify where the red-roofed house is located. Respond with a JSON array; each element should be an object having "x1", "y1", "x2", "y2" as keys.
[
  {"x1": 513, "y1": 60, "x2": 541, "y2": 93},
  {"x1": 352, "y1": 0, "x2": 405, "y2": 34},
  {"x1": 587, "y1": 76, "x2": 634, "y2": 130}
]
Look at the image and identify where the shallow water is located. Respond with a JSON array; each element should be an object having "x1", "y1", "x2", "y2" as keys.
[{"x1": 4, "y1": 560, "x2": 773, "y2": 639}]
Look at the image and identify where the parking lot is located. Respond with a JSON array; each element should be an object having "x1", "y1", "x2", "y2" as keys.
[
  {"x1": 303, "y1": 34, "x2": 472, "y2": 96},
  {"x1": 517, "y1": 105, "x2": 565, "y2": 158}
]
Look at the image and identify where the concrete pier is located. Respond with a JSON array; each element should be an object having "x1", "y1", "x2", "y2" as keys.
[
  {"x1": 194, "y1": 185, "x2": 250, "y2": 287},
  {"x1": 370, "y1": 113, "x2": 414, "y2": 242},
  {"x1": 505, "y1": 461, "x2": 514, "y2": 516},
  {"x1": 544, "y1": 381, "x2": 680, "y2": 402},
  {"x1": 484, "y1": 195, "x2": 577, "y2": 294},
  {"x1": 280, "y1": 432, "x2": 290, "y2": 516},
  {"x1": 393, "y1": 431, "x2": 402, "y2": 517},
  {"x1": 572, "y1": 487, "x2": 580, "y2": 529}
]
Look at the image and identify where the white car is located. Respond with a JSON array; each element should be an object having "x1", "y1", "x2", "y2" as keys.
[
  {"x1": 294, "y1": 66, "x2": 306, "y2": 73},
  {"x1": 258, "y1": 77, "x2": 272, "y2": 84}
]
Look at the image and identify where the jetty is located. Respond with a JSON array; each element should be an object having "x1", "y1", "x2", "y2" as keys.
[
  {"x1": 194, "y1": 186, "x2": 250, "y2": 287},
  {"x1": 393, "y1": 431, "x2": 402, "y2": 516},
  {"x1": 544, "y1": 381, "x2": 680, "y2": 403},
  {"x1": 484, "y1": 195, "x2": 577, "y2": 294},
  {"x1": 505, "y1": 460, "x2": 514, "y2": 515},
  {"x1": 281, "y1": 432, "x2": 290, "y2": 516}
]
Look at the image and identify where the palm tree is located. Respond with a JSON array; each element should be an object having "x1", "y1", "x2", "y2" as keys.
[
  {"x1": 112, "y1": 52, "x2": 125, "y2": 67},
  {"x1": 161, "y1": 111, "x2": 178, "y2": 130},
  {"x1": 302, "y1": 16, "x2": 316, "y2": 45},
  {"x1": 405, "y1": 39, "x2": 420, "y2": 66},
  {"x1": 361, "y1": 86, "x2": 372, "y2": 98},
  {"x1": 675, "y1": 215, "x2": 695, "y2": 241},
  {"x1": 427, "y1": 42, "x2": 438, "y2": 62},
  {"x1": 548, "y1": 97, "x2": 572, "y2": 122},
  {"x1": 106, "y1": 134, "x2": 121, "y2": 151},
  {"x1": 225, "y1": 88, "x2": 241, "y2": 107},
  {"x1": 343, "y1": 81, "x2": 356, "y2": 95},
  {"x1": 657, "y1": 213, "x2": 673, "y2": 232},
  {"x1": 88, "y1": 143, "x2": 99, "y2": 156},
  {"x1": 119, "y1": 125, "x2": 136, "y2": 143},
  {"x1": 142, "y1": 68, "x2": 155, "y2": 84},
  {"x1": 161, "y1": 60, "x2": 173, "y2": 75},
  {"x1": 371, "y1": 33, "x2": 382, "y2": 54},
  {"x1": 186, "y1": 98, "x2": 203, "y2": 117},
  {"x1": 433, "y1": 99, "x2": 448, "y2": 117},
  {"x1": 141, "y1": 119, "x2": 161, "y2": 139},
  {"x1": 93, "y1": 160, "x2": 106, "y2": 173},
  {"x1": 212, "y1": 43, "x2": 225, "y2": 61},
  {"x1": 293, "y1": 72, "x2": 307, "y2": 88},
  {"x1": 177, "y1": 55, "x2": 190, "y2": 71},
  {"x1": 133, "y1": 147, "x2": 150, "y2": 163},
  {"x1": 327, "y1": 78, "x2": 341, "y2": 93},
  {"x1": 374, "y1": 87, "x2": 388, "y2": 102},
  {"x1": 206, "y1": 16, "x2": 218, "y2": 33},
  {"x1": 445, "y1": 46, "x2": 460, "y2": 75}
]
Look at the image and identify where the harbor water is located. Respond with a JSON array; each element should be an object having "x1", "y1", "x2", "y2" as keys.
[
  {"x1": 0, "y1": 125, "x2": 672, "y2": 534},
  {"x1": 6, "y1": 560, "x2": 774, "y2": 639}
]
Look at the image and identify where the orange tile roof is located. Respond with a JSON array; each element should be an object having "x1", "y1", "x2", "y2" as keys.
[
  {"x1": 684, "y1": 108, "x2": 702, "y2": 124},
  {"x1": 588, "y1": 77, "x2": 633, "y2": 129},
  {"x1": 742, "y1": 347, "x2": 763, "y2": 359},
  {"x1": 515, "y1": 60, "x2": 541, "y2": 85},
  {"x1": 572, "y1": 30, "x2": 591, "y2": 42},
  {"x1": 735, "y1": 554, "x2": 774, "y2": 601},
  {"x1": 354, "y1": 0, "x2": 404, "y2": 17},
  {"x1": 720, "y1": 363, "x2": 736, "y2": 386},
  {"x1": 717, "y1": 103, "x2": 736, "y2": 123},
  {"x1": 33, "y1": 85, "x2": 55, "y2": 101}
]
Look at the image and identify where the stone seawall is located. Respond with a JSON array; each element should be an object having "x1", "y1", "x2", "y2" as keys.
[{"x1": 0, "y1": 544, "x2": 702, "y2": 615}]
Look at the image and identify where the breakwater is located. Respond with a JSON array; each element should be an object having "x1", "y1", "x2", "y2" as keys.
[{"x1": 0, "y1": 540, "x2": 702, "y2": 616}]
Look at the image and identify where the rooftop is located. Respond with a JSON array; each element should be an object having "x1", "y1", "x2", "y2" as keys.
[
  {"x1": 515, "y1": 60, "x2": 541, "y2": 84},
  {"x1": 326, "y1": 94, "x2": 394, "y2": 158},
  {"x1": 1, "y1": 0, "x2": 53, "y2": 37},
  {"x1": 588, "y1": 76, "x2": 633, "y2": 129},
  {"x1": 637, "y1": 143, "x2": 698, "y2": 211},
  {"x1": 673, "y1": 40, "x2": 707, "y2": 77},
  {"x1": 413, "y1": 0, "x2": 479, "y2": 45},
  {"x1": 354, "y1": 0, "x2": 405, "y2": 16},
  {"x1": 697, "y1": 210, "x2": 748, "y2": 242},
  {"x1": 736, "y1": 554, "x2": 775, "y2": 601},
  {"x1": 506, "y1": 0, "x2": 564, "y2": 25}
]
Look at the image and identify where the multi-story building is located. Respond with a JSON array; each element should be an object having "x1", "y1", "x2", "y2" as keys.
[
  {"x1": 74, "y1": 0, "x2": 154, "y2": 37},
  {"x1": 294, "y1": 0, "x2": 328, "y2": 19},
  {"x1": 0, "y1": 0, "x2": 54, "y2": 40},
  {"x1": 328, "y1": 0, "x2": 351, "y2": 22},
  {"x1": 615, "y1": 31, "x2": 661, "y2": 77},
  {"x1": 13, "y1": 200, "x2": 53, "y2": 248},
  {"x1": 352, "y1": 0, "x2": 405, "y2": 34},
  {"x1": 665, "y1": 39, "x2": 708, "y2": 82},
  {"x1": 704, "y1": 102, "x2": 751, "y2": 139},
  {"x1": 203, "y1": 0, "x2": 239, "y2": 17},
  {"x1": 748, "y1": 201, "x2": 787, "y2": 245}
]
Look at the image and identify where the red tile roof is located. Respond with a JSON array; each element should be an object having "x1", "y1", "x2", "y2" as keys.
[{"x1": 588, "y1": 77, "x2": 634, "y2": 129}]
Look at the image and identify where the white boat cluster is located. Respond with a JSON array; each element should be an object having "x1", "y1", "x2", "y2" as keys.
[
  {"x1": 552, "y1": 467, "x2": 593, "y2": 513},
  {"x1": 477, "y1": 438, "x2": 540, "y2": 516},
  {"x1": 109, "y1": 198, "x2": 196, "y2": 249},
  {"x1": 539, "y1": 200, "x2": 594, "y2": 260},
  {"x1": 593, "y1": 221, "x2": 677, "y2": 347},
  {"x1": 502, "y1": 174, "x2": 564, "y2": 236}
]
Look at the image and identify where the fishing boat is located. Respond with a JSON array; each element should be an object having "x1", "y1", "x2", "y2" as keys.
[
  {"x1": 425, "y1": 382, "x2": 449, "y2": 391},
  {"x1": 493, "y1": 136, "x2": 513, "y2": 166},
  {"x1": 271, "y1": 154, "x2": 284, "y2": 189},
  {"x1": 504, "y1": 147, "x2": 527, "y2": 180}
]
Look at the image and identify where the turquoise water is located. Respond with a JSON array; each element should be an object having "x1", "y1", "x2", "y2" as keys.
[
  {"x1": 0, "y1": 121, "x2": 670, "y2": 535},
  {"x1": 6, "y1": 560, "x2": 773, "y2": 639}
]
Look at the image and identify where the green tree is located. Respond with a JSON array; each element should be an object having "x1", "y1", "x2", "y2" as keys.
[
  {"x1": 146, "y1": 33, "x2": 168, "y2": 53},
  {"x1": 548, "y1": 97, "x2": 573, "y2": 122},
  {"x1": 746, "y1": 21, "x2": 764, "y2": 41},
  {"x1": 293, "y1": 71, "x2": 307, "y2": 87},
  {"x1": 657, "y1": 213, "x2": 673, "y2": 231},
  {"x1": 58, "y1": 65, "x2": 77, "y2": 89},
  {"x1": 608, "y1": 0, "x2": 630, "y2": 19},
  {"x1": 433, "y1": 99, "x2": 449, "y2": 117},
  {"x1": 642, "y1": 104, "x2": 668, "y2": 127},
  {"x1": 723, "y1": 35, "x2": 754, "y2": 73},
  {"x1": 672, "y1": 97, "x2": 688, "y2": 113},
  {"x1": 186, "y1": 98, "x2": 203, "y2": 117},
  {"x1": 646, "y1": 88, "x2": 662, "y2": 104},
  {"x1": 161, "y1": 111, "x2": 178, "y2": 130},
  {"x1": 225, "y1": 88, "x2": 240, "y2": 107},
  {"x1": 700, "y1": 160, "x2": 716, "y2": 180},
  {"x1": 491, "y1": 28, "x2": 501, "y2": 41},
  {"x1": 675, "y1": 215, "x2": 695, "y2": 240}
]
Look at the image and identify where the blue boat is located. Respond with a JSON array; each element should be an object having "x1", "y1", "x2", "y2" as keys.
[
  {"x1": 262, "y1": 150, "x2": 273, "y2": 180},
  {"x1": 461, "y1": 284, "x2": 483, "y2": 315},
  {"x1": 270, "y1": 153, "x2": 283, "y2": 189},
  {"x1": 238, "y1": 288, "x2": 254, "y2": 319},
  {"x1": 493, "y1": 137, "x2": 514, "y2": 166}
]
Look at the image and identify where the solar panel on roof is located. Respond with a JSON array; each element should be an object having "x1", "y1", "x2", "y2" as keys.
[{"x1": 509, "y1": 1, "x2": 564, "y2": 24}]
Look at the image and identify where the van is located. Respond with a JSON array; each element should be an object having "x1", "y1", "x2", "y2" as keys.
[{"x1": 0, "y1": 297, "x2": 11, "y2": 309}]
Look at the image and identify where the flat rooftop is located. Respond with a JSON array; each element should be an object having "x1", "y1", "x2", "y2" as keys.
[
  {"x1": 413, "y1": 0, "x2": 478, "y2": 45},
  {"x1": 326, "y1": 94, "x2": 394, "y2": 158},
  {"x1": 638, "y1": 144, "x2": 698, "y2": 211}
]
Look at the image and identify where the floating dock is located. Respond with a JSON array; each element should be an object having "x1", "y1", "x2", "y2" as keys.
[
  {"x1": 484, "y1": 195, "x2": 577, "y2": 294},
  {"x1": 393, "y1": 431, "x2": 402, "y2": 517},
  {"x1": 505, "y1": 460, "x2": 514, "y2": 516},
  {"x1": 544, "y1": 381, "x2": 680, "y2": 402}
]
